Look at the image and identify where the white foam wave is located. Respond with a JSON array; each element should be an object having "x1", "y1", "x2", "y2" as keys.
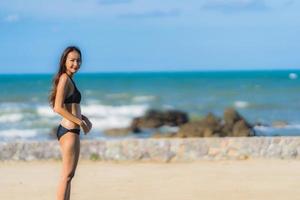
[
  {"x1": 36, "y1": 106, "x2": 56, "y2": 117},
  {"x1": 234, "y1": 101, "x2": 249, "y2": 108},
  {"x1": 35, "y1": 103, "x2": 149, "y2": 130},
  {"x1": 279, "y1": 124, "x2": 300, "y2": 129},
  {"x1": 254, "y1": 124, "x2": 300, "y2": 132},
  {"x1": 289, "y1": 73, "x2": 298, "y2": 80},
  {"x1": 0, "y1": 103, "x2": 24, "y2": 112},
  {"x1": 82, "y1": 104, "x2": 149, "y2": 117},
  {"x1": 0, "y1": 129, "x2": 38, "y2": 138},
  {"x1": 132, "y1": 95, "x2": 156, "y2": 103},
  {"x1": 89, "y1": 116, "x2": 132, "y2": 130},
  {"x1": 0, "y1": 113, "x2": 23, "y2": 123},
  {"x1": 81, "y1": 104, "x2": 149, "y2": 130},
  {"x1": 254, "y1": 125, "x2": 275, "y2": 132}
]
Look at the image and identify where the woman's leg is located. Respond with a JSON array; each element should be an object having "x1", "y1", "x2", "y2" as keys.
[{"x1": 57, "y1": 132, "x2": 80, "y2": 200}]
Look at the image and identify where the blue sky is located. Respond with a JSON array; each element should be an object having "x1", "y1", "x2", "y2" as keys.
[{"x1": 0, "y1": 0, "x2": 299, "y2": 73}]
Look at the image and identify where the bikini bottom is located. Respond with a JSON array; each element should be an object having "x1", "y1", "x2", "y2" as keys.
[{"x1": 56, "y1": 124, "x2": 80, "y2": 140}]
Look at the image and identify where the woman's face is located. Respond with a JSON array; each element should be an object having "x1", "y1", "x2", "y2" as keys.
[{"x1": 65, "y1": 50, "x2": 81, "y2": 75}]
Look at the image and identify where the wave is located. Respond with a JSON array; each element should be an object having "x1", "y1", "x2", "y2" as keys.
[
  {"x1": 0, "y1": 129, "x2": 39, "y2": 139},
  {"x1": 35, "y1": 103, "x2": 149, "y2": 130},
  {"x1": 0, "y1": 102, "x2": 150, "y2": 141},
  {"x1": 132, "y1": 95, "x2": 156, "y2": 103},
  {"x1": 81, "y1": 103, "x2": 149, "y2": 130},
  {"x1": 81, "y1": 103, "x2": 149, "y2": 117},
  {"x1": 254, "y1": 123, "x2": 300, "y2": 136},
  {"x1": 234, "y1": 101, "x2": 249, "y2": 108},
  {"x1": 0, "y1": 102, "x2": 26, "y2": 113},
  {"x1": 289, "y1": 73, "x2": 298, "y2": 80},
  {"x1": 0, "y1": 113, "x2": 23, "y2": 123},
  {"x1": 36, "y1": 105, "x2": 56, "y2": 117}
]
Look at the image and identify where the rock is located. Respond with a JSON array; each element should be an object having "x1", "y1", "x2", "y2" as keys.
[
  {"x1": 178, "y1": 121, "x2": 206, "y2": 137},
  {"x1": 178, "y1": 110, "x2": 254, "y2": 137},
  {"x1": 232, "y1": 120, "x2": 254, "y2": 137},
  {"x1": 254, "y1": 122, "x2": 269, "y2": 127},
  {"x1": 130, "y1": 109, "x2": 189, "y2": 130},
  {"x1": 223, "y1": 107, "x2": 243, "y2": 126},
  {"x1": 129, "y1": 118, "x2": 142, "y2": 133},
  {"x1": 196, "y1": 112, "x2": 221, "y2": 128},
  {"x1": 222, "y1": 108, "x2": 253, "y2": 137},
  {"x1": 163, "y1": 110, "x2": 189, "y2": 126},
  {"x1": 178, "y1": 113, "x2": 222, "y2": 137},
  {"x1": 152, "y1": 132, "x2": 177, "y2": 138},
  {"x1": 106, "y1": 108, "x2": 254, "y2": 138},
  {"x1": 103, "y1": 128, "x2": 131, "y2": 137}
]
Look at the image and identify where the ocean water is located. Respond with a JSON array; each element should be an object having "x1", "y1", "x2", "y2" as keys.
[{"x1": 0, "y1": 70, "x2": 299, "y2": 141}]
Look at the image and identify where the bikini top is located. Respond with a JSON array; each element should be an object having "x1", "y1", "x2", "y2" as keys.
[{"x1": 64, "y1": 74, "x2": 81, "y2": 104}]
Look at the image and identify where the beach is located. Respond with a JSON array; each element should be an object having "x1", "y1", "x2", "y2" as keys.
[
  {"x1": 1, "y1": 159, "x2": 300, "y2": 200},
  {"x1": 0, "y1": 71, "x2": 299, "y2": 199}
]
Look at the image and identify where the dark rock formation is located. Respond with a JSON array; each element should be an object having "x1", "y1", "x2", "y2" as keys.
[
  {"x1": 130, "y1": 109, "x2": 189, "y2": 132},
  {"x1": 104, "y1": 107, "x2": 254, "y2": 138},
  {"x1": 152, "y1": 132, "x2": 177, "y2": 138},
  {"x1": 177, "y1": 108, "x2": 254, "y2": 137},
  {"x1": 177, "y1": 113, "x2": 222, "y2": 137},
  {"x1": 103, "y1": 109, "x2": 188, "y2": 136},
  {"x1": 103, "y1": 128, "x2": 132, "y2": 137},
  {"x1": 221, "y1": 108, "x2": 254, "y2": 137}
]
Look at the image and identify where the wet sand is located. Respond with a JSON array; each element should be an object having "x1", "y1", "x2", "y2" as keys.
[{"x1": 0, "y1": 159, "x2": 300, "y2": 200}]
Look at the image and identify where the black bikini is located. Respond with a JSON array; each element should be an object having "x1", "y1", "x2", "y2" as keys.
[
  {"x1": 56, "y1": 125, "x2": 80, "y2": 140},
  {"x1": 56, "y1": 74, "x2": 82, "y2": 140},
  {"x1": 64, "y1": 74, "x2": 81, "y2": 104}
]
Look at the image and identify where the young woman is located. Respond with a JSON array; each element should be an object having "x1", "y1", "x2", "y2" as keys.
[{"x1": 49, "y1": 46, "x2": 92, "y2": 200}]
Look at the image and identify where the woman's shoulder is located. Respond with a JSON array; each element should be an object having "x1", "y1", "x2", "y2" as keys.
[
  {"x1": 59, "y1": 73, "x2": 69, "y2": 81},
  {"x1": 58, "y1": 73, "x2": 71, "y2": 86}
]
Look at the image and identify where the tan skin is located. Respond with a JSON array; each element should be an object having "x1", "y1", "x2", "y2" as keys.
[{"x1": 54, "y1": 50, "x2": 92, "y2": 200}]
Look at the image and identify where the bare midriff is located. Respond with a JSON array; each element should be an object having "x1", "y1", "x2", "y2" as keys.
[{"x1": 60, "y1": 103, "x2": 81, "y2": 129}]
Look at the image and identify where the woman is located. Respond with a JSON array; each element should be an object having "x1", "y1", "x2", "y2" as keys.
[{"x1": 49, "y1": 46, "x2": 92, "y2": 200}]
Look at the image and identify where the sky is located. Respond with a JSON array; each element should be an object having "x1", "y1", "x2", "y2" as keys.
[{"x1": 0, "y1": 0, "x2": 299, "y2": 74}]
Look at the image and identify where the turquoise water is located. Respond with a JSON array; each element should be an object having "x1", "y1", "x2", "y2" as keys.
[{"x1": 0, "y1": 70, "x2": 299, "y2": 141}]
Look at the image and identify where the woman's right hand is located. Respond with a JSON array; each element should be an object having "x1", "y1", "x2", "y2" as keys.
[
  {"x1": 80, "y1": 120, "x2": 91, "y2": 134},
  {"x1": 83, "y1": 116, "x2": 93, "y2": 131}
]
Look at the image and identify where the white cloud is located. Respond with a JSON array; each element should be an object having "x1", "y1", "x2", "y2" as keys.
[
  {"x1": 202, "y1": 0, "x2": 268, "y2": 12},
  {"x1": 3, "y1": 14, "x2": 19, "y2": 22},
  {"x1": 0, "y1": 1, "x2": 184, "y2": 20},
  {"x1": 98, "y1": 0, "x2": 133, "y2": 5},
  {"x1": 119, "y1": 9, "x2": 181, "y2": 19},
  {"x1": 283, "y1": 0, "x2": 295, "y2": 7}
]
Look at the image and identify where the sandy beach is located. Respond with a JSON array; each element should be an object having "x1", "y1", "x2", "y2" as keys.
[{"x1": 1, "y1": 159, "x2": 300, "y2": 200}]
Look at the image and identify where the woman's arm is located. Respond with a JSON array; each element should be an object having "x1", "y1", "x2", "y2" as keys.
[{"x1": 53, "y1": 74, "x2": 83, "y2": 126}]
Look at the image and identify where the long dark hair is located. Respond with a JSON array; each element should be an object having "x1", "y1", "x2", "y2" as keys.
[{"x1": 49, "y1": 46, "x2": 82, "y2": 108}]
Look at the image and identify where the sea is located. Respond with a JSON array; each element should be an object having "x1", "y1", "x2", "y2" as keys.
[{"x1": 0, "y1": 70, "x2": 299, "y2": 141}]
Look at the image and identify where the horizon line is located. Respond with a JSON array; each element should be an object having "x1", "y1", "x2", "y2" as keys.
[{"x1": 0, "y1": 68, "x2": 299, "y2": 75}]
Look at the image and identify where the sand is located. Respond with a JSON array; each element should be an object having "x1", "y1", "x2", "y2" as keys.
[{"x1": 0, "y1": 159, "x2": 300, "y2": 200}]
